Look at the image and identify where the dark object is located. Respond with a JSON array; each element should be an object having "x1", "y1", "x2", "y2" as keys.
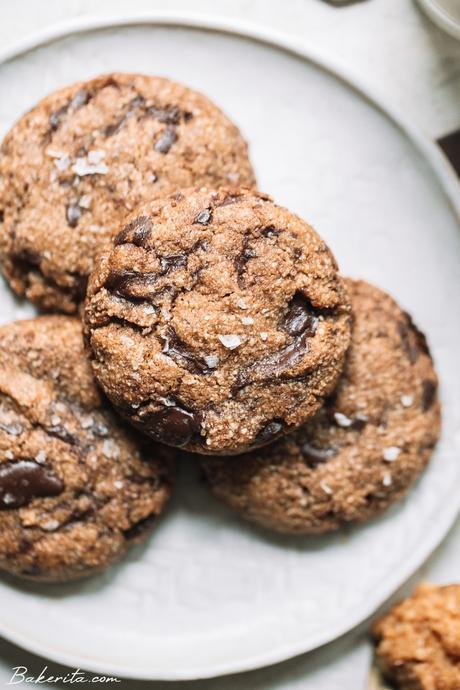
[{"x1": 438, "y1": 129, "x2": 460, "y2": 177}]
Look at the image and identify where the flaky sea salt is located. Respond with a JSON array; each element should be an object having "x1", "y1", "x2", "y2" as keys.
[
  {"x1": 102, "y1": 439, "x2": 120, "y2": 459},
  {"x1": 53, "y1": 155, "x2": 71, "y2": 172},
  {"x1": 5, "y1": 450, "x2": 14, "y2": 460},
  {"x1": 260, "y1": 332, "x2": 268, "y2": 341},
  {"x1": 241, "y1": 316, "x2": 254, "y2": 325},
  {"x1": 236, "y1": 298, "x2": 247, "y2": 309},
  {"x1": 382, "y1": 472, "x2": 392, "y2": 487},
  {"x1": 401, "y1": 395, "x2": 413, "y2": 408},
  {"x1": 72, "y1": 155, "x2": 108, "y2": 176},
  {"x1": 218, "y1": 334, "x2": 242, "y2": 350},
  {"x1": 204, "y1": 355, "x2": 219, "y2": 369},
  {"x1": 114, "y1": 480, "x2": 124, "y2": 490},
  {"x1": 320, "y1": 481, "x2": 333, "y2": 495},
  {"x1": 35, "y1": 450, "x2": 47, "y2": 464},
  {"x1": 42, "y1": 519, "x2": 60, "y2": 532},
  {"x1": 78, "y1": 194, "x2": 92, "y2": 209},
  {"x1": 383, "y1": 446, "x2": 401, "y2": 462},
  {"x1": 334, "y1": 412, "x2": 353, "y2": 428}
]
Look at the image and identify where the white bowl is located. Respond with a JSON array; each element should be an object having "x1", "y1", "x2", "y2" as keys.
[{"x1": 417, "y1": 0, "x2": 460, "y2": 40}]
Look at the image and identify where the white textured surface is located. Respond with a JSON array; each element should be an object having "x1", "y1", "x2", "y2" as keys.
[{"x1": 0, "y1": 20, "x2": 460, "y2": 682}]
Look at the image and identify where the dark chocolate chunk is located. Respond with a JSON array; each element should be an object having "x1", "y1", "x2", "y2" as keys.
[
  {"x1": 105, "y1": 269, "x2": 158, "y2": 302},
  {"x1": 115, "y1": 216, "x2": 152, "y2": 247},
  {"x1": 46, "y1": 424, "x2": 78, "y2": 446},
  {"x1": 160, "y1": 253, "x2": 188, "y2": 274},
  {"x1": 235, "y1": 330, "x2": 311, "y2": 390},
  {"x1": 154, "y1": 126, "x2": 178, "y2": 154},
  {"x1": 148, "y1": 105, "x2": 181, "y2": 125},
  {"x1": 301, "y1": 442, "x2": 337, "y2": 468},
  {"x1": 143, "y1": 406, "x2": 200, "y2": 447},
  {"x1": 194, "y1": 209, "x2": 213, "y2": 225},
  {"x1": 0, "y1": 460, "x2": 64, "y2": 510},
  {"x1": 398, "y1": 313, "x2": 430, "y2": 364},
  {"x1": 123, "y1": 513, "x2": 157, "y2": 540},
  {"x1": 66, "y1": 203, "x2": 83, "y2": 228},
  {"x1": 254, "y1": 419, "x2": 283, "y2": 446},
  {"x1": 421, "y1": 379, "x2": 437, "y2": 411},
  {"x1": 161, "y1": 327, "x2": 212, "y2": 375},
  {"x1": 282, "y1": 293, "x2": 318, "y2": 337}
]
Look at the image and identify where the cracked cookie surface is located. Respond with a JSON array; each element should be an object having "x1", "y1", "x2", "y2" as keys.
[
  {"x1": 201, "y1": 279, "x2": 441, "y2": 531},
  {"x1": 373, "y1": 583, "x2": 460, "y2": 690},
  {"x1": 0, "y1": 316, "x2": 174, "y2": 582},
  {"x1": 84, "y1": 187, "x2": 351, "y2": 455},
  {"x1": 0, "y1": 73, "x2": 255, "y2": 313}
]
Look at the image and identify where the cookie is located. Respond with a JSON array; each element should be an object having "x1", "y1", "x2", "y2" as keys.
[
  {"x1": 373, "y1": 583, "x2": 460, "y2": 690},
  {"x1": 0, "y1": 73, "x2": 256, "y2": 313},
  {"x1": 0, "y1": 316, "x2": 174, "y2": 582},
  {"x1": 201, "y1": 279, "x2": 441, "y2": 532},
  {"x1": 84, "y1": 187, "x2": 351, "y2": 455}
]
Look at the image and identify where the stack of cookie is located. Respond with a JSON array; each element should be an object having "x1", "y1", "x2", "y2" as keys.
[{"x1": 0, "y1": 73, "x2": 440, "y2": 582}]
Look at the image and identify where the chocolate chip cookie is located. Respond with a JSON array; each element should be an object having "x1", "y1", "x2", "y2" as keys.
[
  {"x1": 0, "y1": 73, "x2": 256, "y2": 313},
  {"x1": 373, "y1": 583, "x2": 460, "y2": 690},
  {"x1": 84, "y1": 187, "x2": 351, "y2": 455},
  {"x1": 0, "y1": 316, "x2": 174, "y2": 582},
  {"x1": 201, "y1": 279, "x2": 440, "y2": 532}
]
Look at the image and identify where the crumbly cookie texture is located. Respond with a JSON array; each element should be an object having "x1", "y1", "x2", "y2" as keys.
[
  {"x1": 0, "y1": 72, "x2": 256, "y2": 313},
  {"x1": 84, "y1": 187, "x2": 351, "y2": 455},
  {"x1": 373, "y1": 583, "x2": 460, "y2": 690},
  {"x1": 201, "y1": 279, "x2": 440, "y2": 532},
  {"x1": 0, "y1": 316, "x2": 174, "y2": 582}
]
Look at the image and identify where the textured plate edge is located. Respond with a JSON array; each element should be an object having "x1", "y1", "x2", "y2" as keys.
[{"x1": 0, "y1": 11, "x2": 459, "y2": 681}]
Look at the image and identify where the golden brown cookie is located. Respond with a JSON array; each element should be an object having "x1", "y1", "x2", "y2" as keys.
[
  {"x1": 0, "y1": 73, "x2": 255, "y2": 313},
  {"x1": 373, "y1": 583, "x2": 460, "y2": 690},
  {"x1": 84, "y1": 187, "x2": 351, "y2": 455},
  {"x1": 201, "y1": 279, "x2": 441, "y2": 532},
  {"x1": 0, "y1": 316, "x2": 174, "y2": 582}
]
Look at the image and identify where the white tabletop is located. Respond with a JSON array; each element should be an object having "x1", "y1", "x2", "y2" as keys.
[{"x1": 0, "y1": 1, "x2": 459, "y2": 688}]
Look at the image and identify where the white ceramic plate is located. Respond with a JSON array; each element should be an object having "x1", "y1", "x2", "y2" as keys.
[{"x1": 0, "y1": 14, "x2": 460, "y2": 682}]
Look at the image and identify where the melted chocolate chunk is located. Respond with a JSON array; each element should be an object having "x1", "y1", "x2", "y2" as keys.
[
  {"x1": 143, "y1": 406, "x2": 200, "y2": 447},
  {"x1": 235, "y1": 236, "x2": 258, "y2": 287},
  {"x1": 282, "y1": 293, "x2": 318, "y2": 337},
  {"x1": 0, "y1": 460, "x2": 64, "y2": 510},
  {"x1": 254, "y1": 419, "x2": 283, "y2": 446},
  {"x1": 160, "y1": 253, "x2": 188, "y2": 274},
  {"x1": 162, "y1": 327, "x2": 212, "y2": 375},
  {"x1": 398, "y1": 314, "x2": 430, "y2": 364},
  {"x1": 421, "y1": 379, "x2": 437, "y2": 411},
  {"x1": 123, "y1": 513, "x2": 157, "y2": 540},
  {"x1": 301, "y1": 442, "x2": 337, "y2": 468},
  {"x1": 0, "y1": 421, "x2": 23, "y2": 436},
  {"x1": 66, "y1": 203, "x2": 83, "y2": 228},
  {"x1": 148, "y1": 104, "x2": 181, "y2": 124},
  {"x1": 46, "y1": 424, "x2": 78, "y2": 446},
  {"x1": 194, "y1": 209, "x2": 213, "y2": 225},
  {"x1": 105, "y1": 269, "x2": 158, "y2": 302},
  {"x1": 115, "y1": 216, "x2": 152, "y2": 247},
  {"x1": 261, "y1": 226, "x2": 282, "y2": 238},
  {"x1": 49, "y1": 89, "x2": 92, "y2": 132},
  {"x1": 154, "y1": 126, "x2": 178, "y2": 154},
  {"x1": 235, "y1": 330, "x2": 311, "y2": 391}
]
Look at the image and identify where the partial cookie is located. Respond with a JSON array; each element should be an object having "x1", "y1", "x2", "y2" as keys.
[
  {"x1": 201, "y1": 279, "x2": 441, "y2": 532},
  {"x1": 0, "y1": 316, "x2": 174, "y2": 582},
  {"x1": 0, "y1": 73, "x2": 256, "y2": 313},
  {"x1": 84, "y1": 187, "x2": 351, "y2": 455},
  {"x1": 373, "y1": 583, "x2": 460, "y2": 690}
]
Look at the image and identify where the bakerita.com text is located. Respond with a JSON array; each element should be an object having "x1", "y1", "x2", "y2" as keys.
[{"x1": 8, "y1": 667, "x2": 121, "y2": 684}]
